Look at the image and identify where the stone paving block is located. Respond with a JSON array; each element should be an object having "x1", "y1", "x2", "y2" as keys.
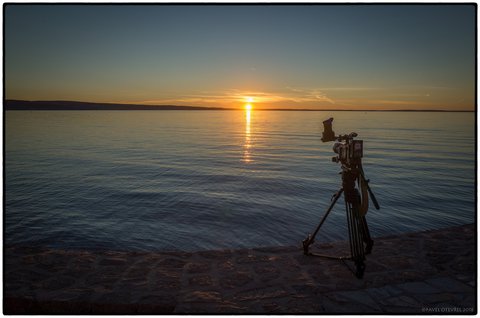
[
  {"x1": 84, "y1": 272, "x2": 119, "y2": 287},
  {"x1": 321, "y1": 294, "x2": 380, "y2": 313},
  {"x1": 284, "y1": 295, "x2": 325, "y2": 313},
  {"x1": 236, "y1": 253, "x2": 271, "y2": 264},
  {"x1": 260, "y1": 299, "x2": 288, "y2": 313},
  {"x1": 94, "y1": 290, "x2": 133, "y2": 304},
  {"x1": 8, "y1": 268, "x2": 50, "y2": 285},
  {"x1": 180, "y1": 290, "x2": 222, "y2": 303},
  {"x1": 384, "y1": 270, "x2": 430, "y2": 283},
  {"x1": 34, "y1": 288, "x2": 87, "y2": 303},
  {"x1": 253, "y1": 263, "x2": 281, "y2": 282},
  {"x1": 157, "y1": 257, "x2": 187, "y2": 268},
  {"x1": 365, "y1": 284, "x2": 403, "y2": 299},
  {"x1": 219, "y1": 271, "x2": 254, "y2": 289},
  {"x1": 197, "y1": 249, "x2": 232, "y2": 259},
  {"x1": 184, "y1": 262, "x2": 211, "y2": 274},
  {"x1": 98, "y1": 257, "x2": 128, "y2": 266},
  {"x1": 233, "y1": 286, "x2": 290, "y2": 301},
  {"x1": 217, "y1": 259, "x2": 236, "y2": 270},
  {"x1": 41, "y1": 276, "x2": 76, "y2": 290},
  {"x1": 379, "y1": 295, "x2": 422, "y2": 309},
  {"x1": 272, "y1": 256, "x2": 302, "y2": 272},
  {"x1": 396, "y1": 281, "x2": 441, "y2": 294},
  {"x1": 425, "y1": 276, "x2": 474, "y2": 293},
  {"x1": 189, "y1": 275, "x2": 214, "y2": 287},
  {"x1": 412, "y1": 292, "x2": 462, "y2": 305},
  {"x1": 138, "y1": 294, "x2": 176, "y2": 306},
  {"x1": 290, "y1": 283, "x2": 322, "y2": 295},
  {"x1": 116, "y1": 278, "x2": 150, "y2": 290},
  {"x1": 375, "y1": 255, "x2": 413, "y2": 270},
  {"x1": 326, "y1": 290, "x2": 382, "y2": 311}
]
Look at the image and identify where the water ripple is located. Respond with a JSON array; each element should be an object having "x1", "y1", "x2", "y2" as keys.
[{"x1": 5, "y1": 110, "x2": 475, "y2": 251}]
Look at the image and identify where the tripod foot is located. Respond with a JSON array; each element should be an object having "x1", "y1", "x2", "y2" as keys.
[
  {"x1": 355, "y1": 261, "x2": 366, "y2": 279},
  {"x1": 302, "y1": 235, "x2": 313, "y2": 255}
]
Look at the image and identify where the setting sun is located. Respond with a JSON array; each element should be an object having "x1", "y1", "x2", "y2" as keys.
[{"x1": 245, "y1": 104, "x2": 253, "y2": 111}]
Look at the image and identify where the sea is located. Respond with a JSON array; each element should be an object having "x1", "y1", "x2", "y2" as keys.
[{"x1": 5, "y1": 110, "x2": 476, "y2": 252}]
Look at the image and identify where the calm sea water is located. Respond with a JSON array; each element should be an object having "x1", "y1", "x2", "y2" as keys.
[{"x1": 5, "y1": 110, "x2": 475, "y2": 252}]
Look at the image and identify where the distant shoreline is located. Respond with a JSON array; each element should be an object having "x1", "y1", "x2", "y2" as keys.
[{"x1": 4, "y1": 100, "x2": 473, "y2": 112}]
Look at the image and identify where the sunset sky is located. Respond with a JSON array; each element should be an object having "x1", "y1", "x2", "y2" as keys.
[{"x1": 5, "y1": 4, "x2": 476, "y2": 110}]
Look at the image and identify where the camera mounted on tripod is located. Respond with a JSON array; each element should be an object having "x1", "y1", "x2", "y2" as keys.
[
  {"x1": 302, "y1": 117, "x2": 380, "y2": 279},
  {"x1": 322, "y1": 118, "x2": 363, "y2": 167}
]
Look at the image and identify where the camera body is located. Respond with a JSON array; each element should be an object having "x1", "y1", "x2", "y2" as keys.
[
  {"x1": 322, "y1": 118, "x2": 363, "y2": 167},
  {"x1": 333, "y1": 139, "x2": 363, "y2": 165}
]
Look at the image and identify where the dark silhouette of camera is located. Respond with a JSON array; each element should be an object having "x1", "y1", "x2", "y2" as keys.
[{"x1": 321, "y1": 117, "x2": 363, "y2": 167}]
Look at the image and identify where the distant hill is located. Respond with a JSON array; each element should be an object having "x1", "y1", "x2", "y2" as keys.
[{"x1": 4, "y1": 100, "x2": 227, "y2": 111}]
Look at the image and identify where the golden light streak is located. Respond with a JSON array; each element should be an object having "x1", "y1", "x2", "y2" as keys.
[{"x1": 243, "y1": 108, "x2": 252, "y2": 163}]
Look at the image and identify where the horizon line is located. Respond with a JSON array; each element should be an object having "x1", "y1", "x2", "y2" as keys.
[{"x1": 4, "y1": 99, "x2": 475, "y2": 112}]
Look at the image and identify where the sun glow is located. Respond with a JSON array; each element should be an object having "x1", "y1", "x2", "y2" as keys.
[{"x1": 245, "y1": 103, "x2": 253, "y2": 111}]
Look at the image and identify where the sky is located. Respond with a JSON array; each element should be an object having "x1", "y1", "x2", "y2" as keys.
[{"x1": 4, "y1": 4, "x2": 476, "y2": 110}]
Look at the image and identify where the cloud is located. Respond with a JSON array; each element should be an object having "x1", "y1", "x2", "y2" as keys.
[
  {"x1": 282, "y1": 87, "x2": 335, "y2": 104},
  {"x1": 128, "y1": 87, "x2": 337, "y2": 107}
]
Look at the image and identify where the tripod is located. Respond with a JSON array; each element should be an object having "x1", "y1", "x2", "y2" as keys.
[{"x1": 302, "y1": 162, "x2": 379, "y2": 279}]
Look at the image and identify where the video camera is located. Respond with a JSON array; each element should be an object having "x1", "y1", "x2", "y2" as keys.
[
  {"x1": 303, "y1": 117, "x2": 379, "y2": 279},
  {"x1": 321, "y1": 118, "x2": 363, "y2": 167}
]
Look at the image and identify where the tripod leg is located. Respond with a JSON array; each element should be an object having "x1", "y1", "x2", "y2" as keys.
[
  {"x1": 345, "y1": 191, "x2": 366, "y2": 279},
  {"x1": 345, "y1": 200, "x2": 355, "y2": 261},
  {"x1": 360, "y1": 216, "x2": 374, "y2": 254},
  {"x1": 303, "y1": 188, "x2": 343, "y2": 255}
]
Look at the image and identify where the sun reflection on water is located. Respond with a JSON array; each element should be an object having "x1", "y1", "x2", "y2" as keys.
[{"x1": 243, "y1": 106, "x2": 252, "y2": 163}]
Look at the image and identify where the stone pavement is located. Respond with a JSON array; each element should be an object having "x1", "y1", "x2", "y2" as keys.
[{"x1": 4, "y1": 224, "x2": 476, "y2": 314}]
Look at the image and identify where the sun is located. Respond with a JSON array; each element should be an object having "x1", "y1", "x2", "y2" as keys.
[{"x1": 245, "y1": 104, "x2": 253, "y2": 111}]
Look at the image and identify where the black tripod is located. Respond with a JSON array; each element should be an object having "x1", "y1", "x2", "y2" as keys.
[{"x1": 302, "y1": 160, "x2": 379, "y2": 279}]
